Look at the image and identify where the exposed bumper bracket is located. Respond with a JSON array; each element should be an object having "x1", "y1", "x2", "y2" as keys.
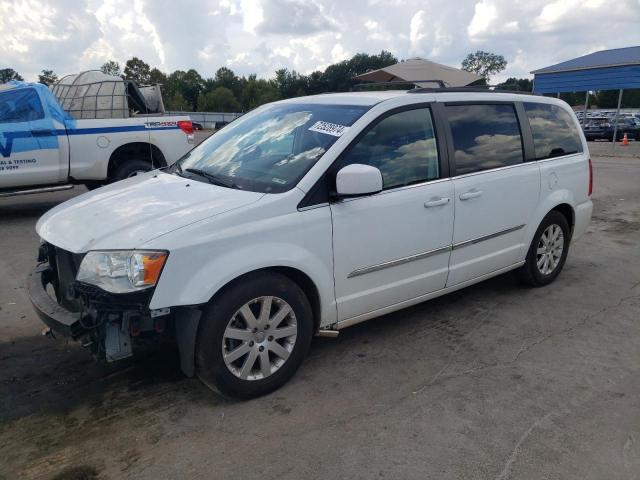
[{"x1": 27, "y1": 265, "x2": 85, "y2": 339}]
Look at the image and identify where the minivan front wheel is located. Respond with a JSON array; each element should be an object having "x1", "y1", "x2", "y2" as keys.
[
  {"x1": 517, "y1": 211, "x2": 570, "y2": 287},
  {"x1": 196, "y1": 272, "x2": 313, "y2": 398}
]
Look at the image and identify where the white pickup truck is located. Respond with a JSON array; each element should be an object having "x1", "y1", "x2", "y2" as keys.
[{"x1": 0, "y1": 80, "x2": 194, "y2": 196}]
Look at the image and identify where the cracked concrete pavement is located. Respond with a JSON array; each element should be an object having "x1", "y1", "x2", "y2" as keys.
[{"x1": 1, "y1": 155, "x2": 639, "y2": 479}]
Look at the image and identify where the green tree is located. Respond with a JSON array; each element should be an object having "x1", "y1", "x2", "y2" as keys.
[
  {"x1": 100, "y1": 60, "x2": 122, "y2": 77},
  {"x1": 124, "y1": 57, "x2": 152, "y2": 85},
  {"x1": 595, "y1": 89, "x2": 640, "y2": 109},
  {"x1": 495, "y1": 77, "x2": 532, "y2": 92},
  {"x1": 165, "y1": 91, "x2": 190, "y2": 111},
  {"x1": 148, "y1": 68, "x2": 167, "y2": 85},
  {"x1": 183, "y1": 69, "x2": 204, "y2": 109},
  {"x1": 325, "y1": 50, "x2": 398, "y2": 92},
  {"x1": 0, "y1": 68, "x2": 23, "y2": 83},
  {"x1": 274, "y1": 68, "x2": 308, "y2": 98},
  {"x1": 164, "y1": 69, "x2": 204, "y2": 110},
  {"x1": 37, "y1": 69, "x2": 58, "y2": 86},
  {"x1": 461, "y1": 50, "x2": 507, "y2": 82},
  {"x1": 306, "y1": 70, "x2": 327, "y2": 95},
  {"x1": 198, "y1": 87, "x2": 241, "y2": 112},
  {"x1": 213, "y1": 67, "x2": 242, "y2": 98}
]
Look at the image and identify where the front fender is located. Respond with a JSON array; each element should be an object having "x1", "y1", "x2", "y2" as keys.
[{"x1": 148, "y1": 205, "x2": 337, "y2": 327}]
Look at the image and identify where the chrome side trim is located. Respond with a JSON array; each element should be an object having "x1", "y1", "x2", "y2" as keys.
[
  {"x1": 347, "y1": 245, "x2": 451, "y2": 278},
  {"x1": 451, "y1": 224, "x2": 525, "y2": 250},
  {"x1": 335, "y1": 261, "x2": 526, "y2": 330},
  {"x1": 346, "y1": 224, "x2": 525, "y2": 279},
  {"x1": 0, "y1": 184, "x2": 74, "y2": 198}
]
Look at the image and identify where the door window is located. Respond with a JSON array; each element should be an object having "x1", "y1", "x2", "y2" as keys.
[
  {"x1": 0, "y1": 88, "x2": 44, "y2": 123},
  {"x1": 338, "y1": 107, "x2": 439, "y2": 190},
  {"x1": 524, "y1": 102, "x2": 583, "y2": 160},
  {"x1": 447, "y1": 104, "x2": 524, "y2": 175}
]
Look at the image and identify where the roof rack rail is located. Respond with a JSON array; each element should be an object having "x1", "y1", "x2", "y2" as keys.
[
  {"x1": 352, "y1": 79, "x2": 448, "y2": 90},
  {"x1": 408, "y1": 85, "x2": 533, "y2": 95}
]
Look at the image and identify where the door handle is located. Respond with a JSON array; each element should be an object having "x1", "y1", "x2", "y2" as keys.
[
  {"x1": 459, "y1": 189, "x2": 483, "y2": 201},
  {"x1": 424, "y1": 197, "x2": 450, "y2": 208}
]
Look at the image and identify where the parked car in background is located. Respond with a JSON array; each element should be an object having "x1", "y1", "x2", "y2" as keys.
[
  {"x1": 583, "y1": 116, "x2": 637, "y2": 141},
  {"x1": 614, "y1": 117, "x2": 640, "y2": 139},
  {"x1": 0, "y1": 76, "x2": 194, "y2": 196},
  {"x1": 29, "y1": 90, "x2": 592, "y2": 398}
]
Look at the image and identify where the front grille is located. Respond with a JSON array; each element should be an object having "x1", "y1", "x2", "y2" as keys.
[{"x1": 42, "y1": 243, "x2": 85, "y2": 312}]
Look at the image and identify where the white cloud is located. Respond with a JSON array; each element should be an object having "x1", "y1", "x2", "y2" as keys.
[
  {"x1": 467, "y1": 0, "x2": 498, "y2": 39},
  {"x1": 409, "y1": 10, "x2": 427, "y2": 54},
  {"x1": 0, "y1": 0, "x2": 639, "y2": 84}
]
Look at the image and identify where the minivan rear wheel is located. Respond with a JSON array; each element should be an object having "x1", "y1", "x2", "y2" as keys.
[
  {"x1": 196, "y1": 272, "x2": 313, "y2": 399},
  {"x1": 517, "y1": 211, "x2": 570, "y2": 287}
]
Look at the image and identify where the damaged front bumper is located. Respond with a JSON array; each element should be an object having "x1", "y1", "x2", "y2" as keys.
[
  {"x1": 28, "y1": 264, "x2": 84, "y2": 338},
  {"x1": 27, "y1": 259, "x2": 167, "y2": 362}
]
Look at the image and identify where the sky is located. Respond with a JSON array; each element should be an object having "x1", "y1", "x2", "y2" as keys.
[{"x1": 1, "y1": 0, "x2": 639, "y2": 83}]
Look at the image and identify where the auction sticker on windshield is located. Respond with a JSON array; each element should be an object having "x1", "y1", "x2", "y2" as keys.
[{"x1": 308, "y1": 121, "x2": 349, "y2": 137}]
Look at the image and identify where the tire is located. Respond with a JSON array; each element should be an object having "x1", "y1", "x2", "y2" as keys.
[
  {"x1": 112, "y1": 159, "x2": 152, "y2": 182},
  {"x1": 517, "y1": 211, "x2": 571, "y2": 287},
  {"x1": 83, "y1": 181, "x2": 104, "y2": 191},
  {"x1": 196, "y1": 272, "x2": 313, "y2": 399}
]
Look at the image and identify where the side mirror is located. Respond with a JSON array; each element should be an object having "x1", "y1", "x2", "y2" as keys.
[{"x1": 335, "y1": 164, "x2": 383, "y2": 197}]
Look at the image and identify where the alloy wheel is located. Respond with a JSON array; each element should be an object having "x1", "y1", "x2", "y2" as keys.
[
  {"x1": 536, "y1": 224, "x2": 564, "y2": 275},
  {"x1": 222, "y1": 296, "x2": 298, "y2": 381}
]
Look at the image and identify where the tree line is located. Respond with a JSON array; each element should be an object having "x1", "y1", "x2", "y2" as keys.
[{"x1": 2, "y1": 49, "x2": 639, "y2": 112}]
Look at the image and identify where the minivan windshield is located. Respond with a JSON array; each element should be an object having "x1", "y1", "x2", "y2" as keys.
[{"x1": 175, "y1": 103, "x2": 370, "y2": 193}]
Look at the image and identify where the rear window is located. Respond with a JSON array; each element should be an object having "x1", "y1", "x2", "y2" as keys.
[
  {"x1": 446, "y1": 103, "x2": 524, "y2": 175},
  {"x1": 0, "y1": 88, "x2": 44, "y2": 123},
  {"x1": 524, "y1": 103, "x2": 583, "y2": 160}
]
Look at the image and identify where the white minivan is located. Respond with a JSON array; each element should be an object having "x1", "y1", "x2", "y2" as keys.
[{"x1": 29, "y1": 89, "x2": 593, "y2": 398}]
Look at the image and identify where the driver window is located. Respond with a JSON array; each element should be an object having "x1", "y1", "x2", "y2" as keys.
[{"x1": 338, "y1": 107, "x2": 440, "y2": 190}]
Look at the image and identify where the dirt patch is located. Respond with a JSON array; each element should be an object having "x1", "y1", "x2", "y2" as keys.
[
  {"x1": 51, "y1": 466, "x2": 101, "y2": 480},
  {"x1": 591, "y1": 215, "x2": 640, "y2": 234}
]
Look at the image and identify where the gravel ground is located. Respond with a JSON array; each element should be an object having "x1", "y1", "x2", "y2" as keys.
[
  {"x1": 0, "y1": 155, "x2": 639, "y2": 480},
  {"x1": 588, "y1": 139, "x2": 640, "y2": 158}
]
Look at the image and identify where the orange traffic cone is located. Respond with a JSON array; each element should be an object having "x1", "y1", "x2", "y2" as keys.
[{"x1": 621, "y1": 133, "x2": 629, "y2": 146}]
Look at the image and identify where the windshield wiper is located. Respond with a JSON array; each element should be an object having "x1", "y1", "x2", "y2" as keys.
[{"x1": 184, "y1": 168, "x2": 239, "y2": 189}]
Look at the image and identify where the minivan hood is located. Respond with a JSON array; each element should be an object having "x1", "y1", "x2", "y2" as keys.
[{"x1": 36, "y1": 171, "x2": 264, "y2": 253}]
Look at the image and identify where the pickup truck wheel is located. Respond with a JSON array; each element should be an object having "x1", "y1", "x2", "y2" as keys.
[
  {"x1": 83, "y1": 181, "x2": 104, "y2": 191},
  {"x1": 196, "y1": 272, "x2": 313, "y2": 399},
  {"x1": 517, "y1": 211, "x2": 570, "y2": 287},
  {"x1": 112, "y1": 159, "x2": 153, "y2": 182}
]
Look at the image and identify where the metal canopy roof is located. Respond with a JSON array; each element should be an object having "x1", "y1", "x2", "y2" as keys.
[
  {"x1": 532, "y1": 46, "x2": 640, "y2": 93},
  {"x1": 353, "y1": 58, "x2": 482, "y2": 87},
  {"x1": 532, "y1": 46, "x2": 640, "y2": 74}
]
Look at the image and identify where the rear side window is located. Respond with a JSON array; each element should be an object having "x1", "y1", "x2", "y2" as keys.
[
  {"x1": 524, "y1": 102, "x2": 583, "y2": 160},
  {"x1": 338, "y1": 107, "x2": 439, "y2": 190},
  {"x1": 446, "y1": 104, "x2": 523, "y2": 175},
  {"x1": 0, "y1": 88, "x2": 44, "y2": 124}
]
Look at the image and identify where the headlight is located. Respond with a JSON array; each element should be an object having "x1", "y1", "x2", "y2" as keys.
[{"x1": 76, "y1": 250, "x2": 168, "y2": 294}]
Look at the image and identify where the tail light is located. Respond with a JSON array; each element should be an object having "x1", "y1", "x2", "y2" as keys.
[
  {"x1": 588, "y1": 158, "x2": 593, "y2": 196},
  {"x1": 177, "y1": 120, "x2": 194, "y2": 135}
]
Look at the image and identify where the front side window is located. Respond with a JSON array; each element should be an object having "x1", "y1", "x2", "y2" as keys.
[
  {"x1": 176, "y1": 103, "x2": 369, "y2": 193},
  {"x1": 337, "y1": 107, "x2": 440, "y2": 190},
  {"x1": 447, "y1": 104, "x2": 524, "y2": 175},
  {"x1": 0, "y1": 88, "x2": 44, "y2": 124},
  {"x1": 524, "y1": 102, "x2": 583, "y2": 160}
]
